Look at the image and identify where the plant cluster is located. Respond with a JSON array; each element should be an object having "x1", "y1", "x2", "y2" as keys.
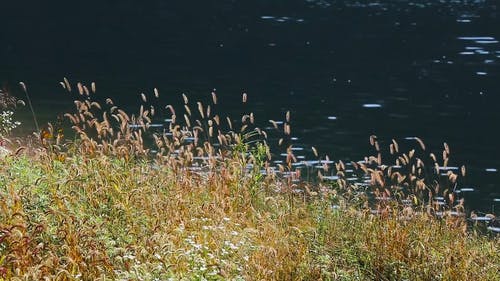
[
  {"x1": 0, "y1": 111, "x2": 20, "y2": 140},
  {"x1": 0, "y1": 80, "x2": 498, "y2": 280},
  {"x1": 329, "y1": 136, "x2": 468, "y2": 218},
  {"x1": 0, "y1": 89, "x2": 21, "y2": 141}
]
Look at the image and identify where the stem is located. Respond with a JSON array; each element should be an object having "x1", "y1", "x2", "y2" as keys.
[{"x1": 20, "y1": 82, "x2": 40, "y2": 133}]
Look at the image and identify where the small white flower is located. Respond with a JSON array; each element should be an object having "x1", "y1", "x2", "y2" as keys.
[
  {"x1": 123, "y1": 254, "x2": 136, "y2": 260},
  {"x1": 224, "y1": 241, "x2": 239, "y2": 250}
]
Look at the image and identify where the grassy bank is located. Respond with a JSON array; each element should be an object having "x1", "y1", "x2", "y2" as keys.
[
  {"x1": 0, "y1": 83, "x2": 499, "y2": 280},
  {"x1": 1, "y1": 152, "x2": 498, "y2": 280}
]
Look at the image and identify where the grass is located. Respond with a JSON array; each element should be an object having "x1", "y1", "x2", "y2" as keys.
[{"x1": 0, "y1": 81, "x2": 498, "y2": 280}]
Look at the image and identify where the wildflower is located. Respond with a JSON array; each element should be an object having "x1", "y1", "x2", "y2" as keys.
[{"x1": 0, "y1": 110, "x2": 21, "y2": 139}]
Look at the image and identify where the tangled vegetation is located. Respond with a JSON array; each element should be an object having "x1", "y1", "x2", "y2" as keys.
[{"x1": 0, "y1": 80, "x2": 498, "y2": 280}]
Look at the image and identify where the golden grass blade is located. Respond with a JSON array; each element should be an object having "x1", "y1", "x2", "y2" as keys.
[
  {"x1": 19, "y1": 81, "x2": 27, "y2": 92},
  {"x1": 339, "y1": 160, "x2": 345, "y2": 171},
  {"x1": 211, "y1": 91, "x2": 217, "y2": 104},
  {"x1": 77, "y1": 82, "x2": 84, "y2": 95},
  {"x1": 91, "y1": 102, "x2": 101, "y2": 110},
  {"x1": 184, "y1": 114, "x2": 191, "y2": 128},
  {"x1": 391, "y1": 139, "x2": 399, "y2": 153},
  {"x1": 166, "y1": 105, "x2": 176, "y2": 115},
  {"x1": 269, "y1": 120, "x2": 279, "y2": 130},
  {"x1": 284, "y1": 124, "x2": 291, "y2": 135},
  {"x1": 430, "y1": 153, "x2": 437, "y2": 162},
  {"x1": 83, "y1": 85, "x2": 90, "y2": 96},
  {"x1": 63, "y1": 77, "x2": 72, "y2": 92},
  {"x1": 64, "y1": 113, "x2": 78, "y2": 124},
  {"x1": 312, "y1": 146, "x2": 318, "y2": 157},
  {"x1": 117, "y1": 109, "x2": 130, "y2": 122},
  {"x1": 415, "y1": 137, "x2": 426, "y2": 150},
  {"x1": 184, "y1": 105, "x2": 192, "y2": 116},
  {"x1": 262, "y1": 131, "x2": 268, "y2": 139},
  {"x1": 206, "y1": 105, "x2": 211, "y2": 118},
  {"x1": 197, "y1": 102, "x2": 205, "y2": 119},
  {"x1": 111, "y1": 114, "x2": 120, "y2": 123}
]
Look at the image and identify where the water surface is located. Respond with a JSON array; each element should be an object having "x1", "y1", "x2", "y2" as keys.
[{"x1": 1, "y1": 0, "x2": 499, "y2": 213}]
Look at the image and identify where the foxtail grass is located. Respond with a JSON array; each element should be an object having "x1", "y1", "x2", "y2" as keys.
[{"x1": 0, "y1": 80, "x2": 498, "y2": 280}]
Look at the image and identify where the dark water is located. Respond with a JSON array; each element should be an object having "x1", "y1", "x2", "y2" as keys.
[{"x1": 1, "y1": 0, "x2": 499, "y2": 214}]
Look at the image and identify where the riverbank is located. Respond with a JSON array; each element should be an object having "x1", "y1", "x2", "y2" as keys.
[
  {"x1": 0, "y1": 148, "x2": 498, "y2": 280},
  {"x1": 1, "y1": 84, "x2": 499, "y2": 280}
]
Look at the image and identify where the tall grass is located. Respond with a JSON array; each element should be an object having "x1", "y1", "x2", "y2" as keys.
[{"x1": 0, "y1": 81, "x2": 498, "y2": 280}]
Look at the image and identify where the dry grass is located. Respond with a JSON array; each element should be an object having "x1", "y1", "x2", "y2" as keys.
[{"x1": 0, "y1": 81, "x2": 498, "y2": 280}]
